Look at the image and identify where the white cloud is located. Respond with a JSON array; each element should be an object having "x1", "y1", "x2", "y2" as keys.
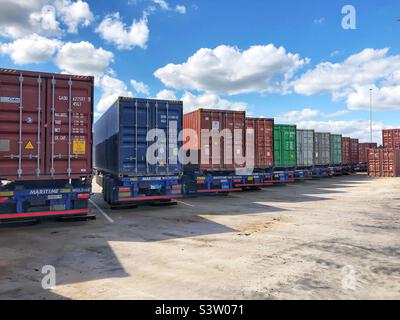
[
  {"x1": 154, "y1": 44, "x2": 308, "y2": 95},
  {"x1": 130, "y1": 79, "x2": 150, "y2": 96},
  {"x1": 156, "y1": 89, "x2": 177, "y2": 100},
  {"x1": 313, "y1": 17, "x2": 325, "y2": 25},
  {"x1": 55, "y1": 41, "x2": 114, "y2": 76},
  {"x1": 0, "y1": 0, "x2": 93, "y2": 38},
  {"x1": 181, "y1": 91, "x2": 248, "y2": 113},
  {"x1": 55, "y1": 0, "x2": 93, "y2": 33},
  {"x1": 0, "y1": 33, "x2": 62, "y2": 64},
  {"x1": 97, "y1": 75, "x2": 133, "y2": 113},
  {"x1": 276, "y1": 108, "x2": 349, "y2": 123},
  {"x1": 96, "y1": 12, "x2": 149, "y2": 50},
  {"x1": 292, "y1": 48, "x2": 400, "y2": 111},
  {"x1": 175, "y1": 5, "x2": 186, "y2": 14}
]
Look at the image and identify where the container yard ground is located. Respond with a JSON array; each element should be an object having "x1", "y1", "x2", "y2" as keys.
[{"x1": 0, "y1": 174, "x2": 399, "y2": 300}]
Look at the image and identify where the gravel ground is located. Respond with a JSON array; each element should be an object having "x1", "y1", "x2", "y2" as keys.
[{"x1": 0, "y1": 174, "x2": 399, "y2": 300}]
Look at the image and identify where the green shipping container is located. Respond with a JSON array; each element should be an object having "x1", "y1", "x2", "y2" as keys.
[
  {"x1": 330, "y1": 134, "x2": 343, "y2": 165},
  {"x1": 274, "y1": 124, "x2": 297, "y2": 167}
]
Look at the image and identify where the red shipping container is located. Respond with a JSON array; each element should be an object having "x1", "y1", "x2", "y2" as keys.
[
  {"x1": 350, "y1": 139, "x2": 359, "y2": 164},
  {"x1": 368, "y1": 148, "x2": 400, "y2": 177},
  {"x1": 342, "y1": 137, "x2": 351, "y2": 164},
  {"x1": 359, "y1": 143, "x2": 378, "y2": 164},
  {"x1": 383, "y1": 129, "x2": 400, "y2": 149},
  {"x1": 245, "y1": 118, "x2": 274, "y2": 169},
  {"x1": 183, "y1": 109, "x2": 246, "y2": 172},
  {"x1": 0, "y1": 69, "x2": 93, "y2": 181}
]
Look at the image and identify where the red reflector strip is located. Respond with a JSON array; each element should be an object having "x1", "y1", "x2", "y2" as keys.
[
  {"x1": 0, "y1": 197, "x2": 8, "y2": 203},
  {"x1": 119, "y1": 187, "x2": 130, "y2": 192},
  {"x1": 0, "y1": 209, "x2": 91, "y2": 220},
  {"x1": 196, "y1": 181, "x2": 205, "y2": 184},
  {"x1": 197, "y1": 188, "x2": 241, "y2": 193},
  {"x1": 77, "y1": 193, "x2": 90, "y2": 199},
  {"x1": 171, "y1": 185, "x2": 182, "y2": 190}
]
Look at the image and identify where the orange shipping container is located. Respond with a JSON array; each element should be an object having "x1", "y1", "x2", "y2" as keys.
[
  {"x1": 383, "y1": 129, "x2": 400, "y2": 149},
  {"x1": 342, "y1": 137, "x2": 351, "y2": 164},
  {"x1": 183, "y1": 109, "x2": 246, "y2": 173},
  {"x1": 359, "y1": 143, "x2": 378, "y2": 164}
]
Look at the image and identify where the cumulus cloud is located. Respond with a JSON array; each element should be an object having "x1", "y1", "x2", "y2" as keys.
[
  {"x1": 276, "y1": 108, "x2": 349, "y2": 123},
  {"x1": 154, "y1": 44, "x2": 308, "y2": 95},
  {"x1": 175, "y1": 5, "x2": 186, "y2": 14},
  {"x1": 97, "y1": 75, "x2": 133, "y2": 113},
  {"x1": 156, "y1": 89, "x2": 177, "y2": 100},
  {"x1": 0, "y1": 34, "x2": 62, "y2": 64},
  {"x1": 0, "y1": 0, "x2": 93, "y2": 38},
  {"x1": 96, "y1": 12, "x2": 149, "y2": 50},
  {"x1": 130, "y1": 79, "x2": 150, "y2": 96},
  {"x1": 55, "y1": 41, "x2": 114, "y2": 76},
  {"x1": 181, "y1": 92, "x2": 248, "y2": 113},
  {"x1": 292, "y1": 48, "x2": 400, "y2": 110},
  {"x1": 55, "y1": 0, "x2": 94, "y2": 33},
  {"x1": 152, "y1": 0, "x2": 186, "y2": 14}
]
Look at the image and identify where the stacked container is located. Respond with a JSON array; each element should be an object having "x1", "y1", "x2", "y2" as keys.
[
  {"x1": 274, "y1": 124, "x2": 297, "y2": 168},
  {"x1": 368, "y1": 148, "x2": 400, "y2": 177},
  {"x1": 330, "y1": 134, "x2": 343, "y2": 165},
  {"x1": 296, "y1": 129, "x2": 314, "y2": 168},
  {"x1": 383, "y1": 129, "x2": 400, "y2": 149},
  {"x1": 314, "y1": 133, "x2": 331, "y2": 165}
]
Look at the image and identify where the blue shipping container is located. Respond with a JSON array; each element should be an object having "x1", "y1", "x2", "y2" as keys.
[{"x1": 94, "y1": 97, "x2": 184, "y2": 177}]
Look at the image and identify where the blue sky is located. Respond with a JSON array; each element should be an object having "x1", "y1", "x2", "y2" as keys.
[{"x1": 0, "y1": 0, "x2": 399, "y2": 142}]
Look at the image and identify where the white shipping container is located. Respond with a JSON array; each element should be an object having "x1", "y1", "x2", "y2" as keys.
[{"x1": 297, "y1": 129, "x2": 314, "y2": 167}]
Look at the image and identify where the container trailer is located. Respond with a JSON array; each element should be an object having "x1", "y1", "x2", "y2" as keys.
[
  {"x1": 273, "y1": 124, "x2": 297, "y2": 183},
  {"x1": 368, "y1": 148, "x2": 400, "y2": 177},
  {"x1": 382, "y1": 129, "x2": 400, "y2": 149},
  {"x1": 94, "y1": 97, "x2": 183, "y2": 206},
  {"x1": 0, "y1": 69, "x2": 94, "y2": 223},
  {"x1": 295, "y1": 129, "x2": 314, "y2": 181}
]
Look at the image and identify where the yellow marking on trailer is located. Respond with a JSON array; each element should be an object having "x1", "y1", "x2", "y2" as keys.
[
  {"x1": 72, "y1": 140, "x2": 86, "y2": 155},
  {"x1": 0, "y1": 191, "x2": 14, "y2": 197}
]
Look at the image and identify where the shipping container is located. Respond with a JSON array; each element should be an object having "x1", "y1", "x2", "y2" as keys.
[
  {"x1": 296, "y1": 129, "x2": 314, "y2": 167},
  {"x1": 350, "y1": 139, "x2": 360, "y2": 164},
  {"x1": 245, "y1": 117, "x2": 274, "y2": 169},
  {"x1": 382, "y1": 129, "x2": 400, "y2": 149},
  {"x1": 183, "y1": 109, "x2": 246, "y2": 173},
  {"x1": 274, "y1": 124, "x2": 297, "y2": 168},
  {"x1": 330, "y1": 134, "x2": 342, "y2": 165},
  {"x1": 342, "y1": 137, "x2": 351, "y2": 165},
  {"x1": 368, "y1": 148, "x2": 400, "y2": 177},
  {"x1": 359, "y1": 143, "x2": 378, "y2": 164},
  {"x1": 94, "y1": 97, "x2": 183, "y2": 205},
  {"x1": 314, "y1": 133, "x2": 331, "y2": 165}
]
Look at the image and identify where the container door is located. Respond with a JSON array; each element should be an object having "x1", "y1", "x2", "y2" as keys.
[
  {"x1": 45, "y1": 78, "x2": 92, "y2": 179},
  {"x1": 274, "y1": 126, "x2": 281, "y2": 167},
  {"x1": 0, "y1": 72, "x2": 46, "y2": 179}
]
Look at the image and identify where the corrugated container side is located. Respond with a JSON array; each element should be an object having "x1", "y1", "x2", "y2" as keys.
[
  {"x1": 359, "y1": 143, "x2": 378, "y2": 163},
  {"x1": 296, "y1": 129, "x2": 314, "y2": 167},
  {"x1": 314, "y1": 133, "x2": 331, "y2": 165},
  {"x1": 342, "y1": 137, "x2": 351, "y2": 164},
  {"x1": 183, "y1": 109, "x2": 246, "y2": 173},
  {"x1": 368, "y1": 148, "x2": 400, "y2": 177},
  {"x1": 330, "y1": 134, "x2": 342, "y2": 165},
  {"x1": 350, "y1": 138, "x2": 360, "y2": 164},
  {"x1": 246, "y1": 118, "x2": 274, "y2": 169},
  {"x1": 274, "y1": 124, "x2": 297, "y2": 167},
  {"x1": 382, "y1": 129, "x2": 400, "y2": 149},
  {"x1": 0, "y1": 68, "x2": 93, "y2": 181},
  {"x1": 94, "y1": 97, "x2": 183, "y2": 177}
]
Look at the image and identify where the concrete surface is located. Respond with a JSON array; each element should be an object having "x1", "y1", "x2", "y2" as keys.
[{"x1": 0, "y1": 174, "x2": 399, "y2": 300}]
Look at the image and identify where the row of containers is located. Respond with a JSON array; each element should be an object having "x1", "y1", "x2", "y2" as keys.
[
  {"x1": 0, "y1": 68, "x2": 391, "y2": 223},
  {"x1": 367, "y1": 129, "x2": 400, "y2": 177}
]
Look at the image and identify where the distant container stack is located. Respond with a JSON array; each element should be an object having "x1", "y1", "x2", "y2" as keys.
[
  {"x1": 274, "y1": 124, "x2": 297, "y2": 168},
  {"x1": 359, "y1": 143, "x2": 378, "y2": 164},
  {"x1": 296, "y1": 129, "x2": 314, "y2": 168},
  {"x1": 314, "y1": 133, "x2": 331, "y2": 166},
  {"x1": 342, "y1": 137, "x2": 352, "y2": 165},
  {"x1": 330, "y1": 134, "x2": 342, "y2": 165}
]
